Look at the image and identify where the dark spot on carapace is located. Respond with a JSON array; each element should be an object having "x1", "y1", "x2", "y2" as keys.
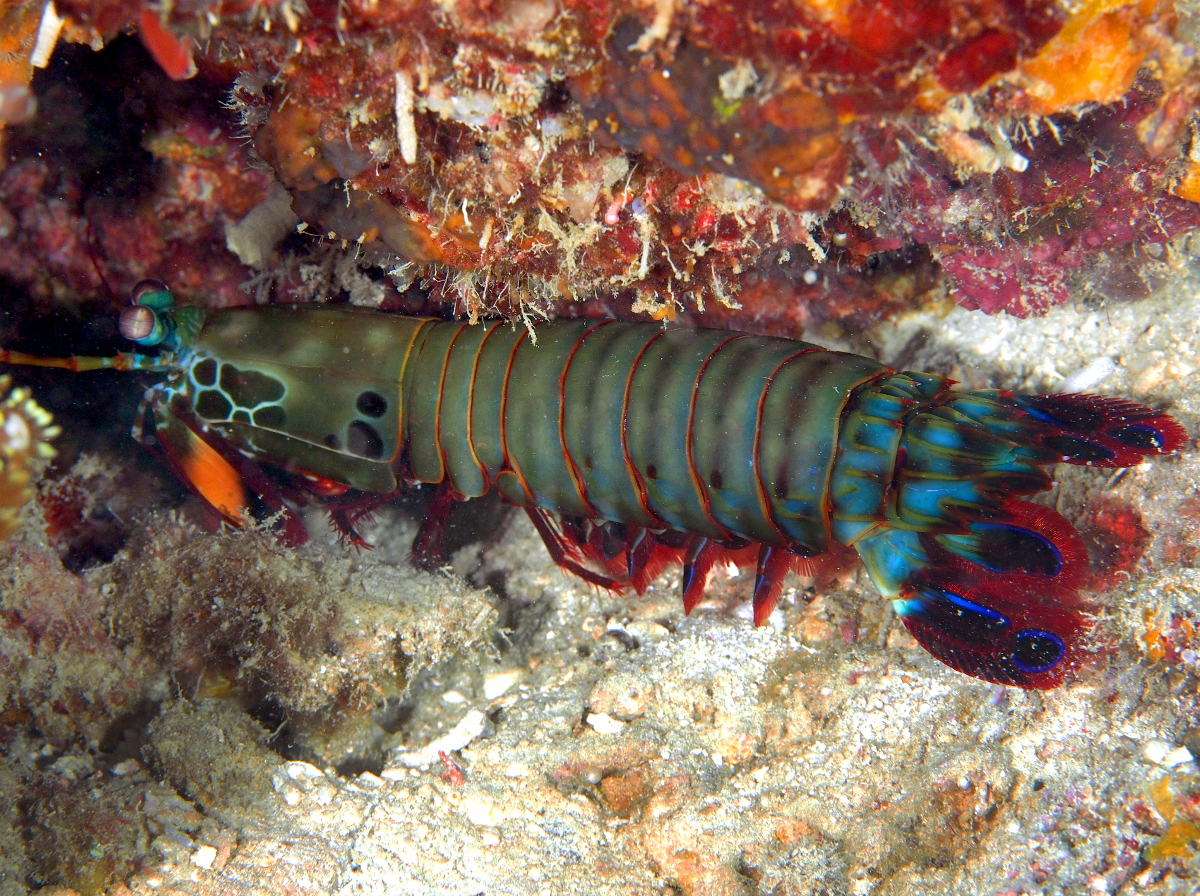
[
  {"x1": 710, "y1": 469, "x2": 723, "y2": 489},
  {"x1": 347, "y1": 420, "x2": 384, "y2": 459},
  {"x1": 356, "y1": 390, "x2": 388, "y2": 418},
  {"x1": 219, "y1": 363, "x2": 286, "y2": 406},
  {"x1": 324, "y1": 433, "x2": 341, "y2": 450},
  {"x1": 192, "y1": 357, "x2": 218, "y2": 387},
  {"x1": 646, "y1": 464, "x2": 658, "y2": 480},
  {"x1": 231, "y1": 409, "x2": 252, "y2": 424},
  {"x1": 194, "y1": 389, "x2": 232, "y2": 421}
]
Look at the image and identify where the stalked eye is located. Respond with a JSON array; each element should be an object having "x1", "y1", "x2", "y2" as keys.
[
  {"x1": 130, "y1": 278, "x2": 175, "y2": 311},
  {"x1": 1041, "y1": 434, "x2": 1114, "y2": 464},
  {"x1": 1109, "y1": 423, "x2": 1165, "y2": 451},
  {"x1": 119, "y1": 305, "x2": 157, "y2": 342},
  {"x1": 1013, "y1": 629, "x2": 1065, "y2": 673}
]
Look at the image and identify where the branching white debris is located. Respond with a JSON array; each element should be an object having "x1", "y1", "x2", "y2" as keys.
[
  {"x1": 395, "y1": 71, "x2": 418, "y2": 165},
  {"x1": 718, "y1": 60, "x2": 758, "y2": 104},
  {"x1": 630, "y1": 0, "x2": 675, "y2": 53}
]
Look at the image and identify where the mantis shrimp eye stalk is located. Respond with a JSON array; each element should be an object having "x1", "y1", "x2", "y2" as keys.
[
  {"x1": 121, "y1": 279, "x2": 179, "y2": 347},
  {"x1": 119, "y1": 305, "x2": 159, "y2": 343}
]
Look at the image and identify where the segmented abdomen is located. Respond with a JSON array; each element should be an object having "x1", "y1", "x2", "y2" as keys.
[{"x1": 401, "y1": 319, "x2": 885, "y2": 554}]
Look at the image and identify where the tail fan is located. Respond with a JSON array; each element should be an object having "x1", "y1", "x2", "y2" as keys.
[
  {"x1": 856, "y1": 500, "x2": 1090, "y2": 688},
  {"x1": 847, "y1": 385, "x2": 1185, "y2": 688},
  {"x1": 895, "y1": 574, "x2": 1087, "y2": 688}
]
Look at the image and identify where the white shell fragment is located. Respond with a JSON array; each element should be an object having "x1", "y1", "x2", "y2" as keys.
[
  {"x1": 1141, "y1": 738, "x2": 1195, "y2": 768},
  {"x1": 483, "y1": 668, "x2": 523, "y2": 700},
  {"x1": 1057, "y1": 356, "x2": 1118, "y2": 393},
  {"x1": 388, "y1": 709, "x2": 488, "y2": 770},
  {"x1": 586, "y1": 712, "x2": 626, "y2": 735}
]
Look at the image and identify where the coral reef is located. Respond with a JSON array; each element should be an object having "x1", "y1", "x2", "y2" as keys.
[
  {"x1": 0, "y1": 539, "x2": 145, "y2": 749},
  {"x1": 0, "y1": 0, "x2": 1195, "y2": 327}
]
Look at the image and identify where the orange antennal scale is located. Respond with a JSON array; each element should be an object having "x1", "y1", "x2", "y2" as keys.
[{"x1": 154, "y1": 412, "x2": 250, "y2": 527}]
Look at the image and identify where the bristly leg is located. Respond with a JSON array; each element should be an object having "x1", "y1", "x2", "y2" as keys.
[
  {"x1": 411, "y1": 485, "x2": 465, "y2": 570},
  {"x1": 326, "y1": 489, "x2": 404, "y2": 550},
  {"x1": 752, "y1": 546, "x2": 795, "y2": 625},
  {"x1": 681, "y1": 538, "x2": 721, "y2": 614},
  {"x1": 524, "y1": 508, "x2": 624, "y2": 590},
  {"x1": 537, "y1": 512, "x2": 832, "y2": 624}
]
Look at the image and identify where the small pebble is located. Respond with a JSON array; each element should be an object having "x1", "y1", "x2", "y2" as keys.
[
  {"x1": 484, "y1": 669, "x2": 523, "y2": 700},
  {"x1": 463, "y1": 795, "x2": 502, "y2": 827},
  {"x1": 286, "y1": 761, "x2": 326, "y2": 781},
  {"x1": 191, "y1": 845, "x2": 217, "y2": 870},
  {"x1": 586, "y1": 712, "x2": 625, "y2": 735},
  {"x1": 391, "y1": 709, "x2": 489, "y2": 769},
  {"x1": 1142, "y1": 739, "x2": 1194, "y2": 767},
  {"x1": 110, "y1": 759, "x2": 140, "y2": 777}
]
